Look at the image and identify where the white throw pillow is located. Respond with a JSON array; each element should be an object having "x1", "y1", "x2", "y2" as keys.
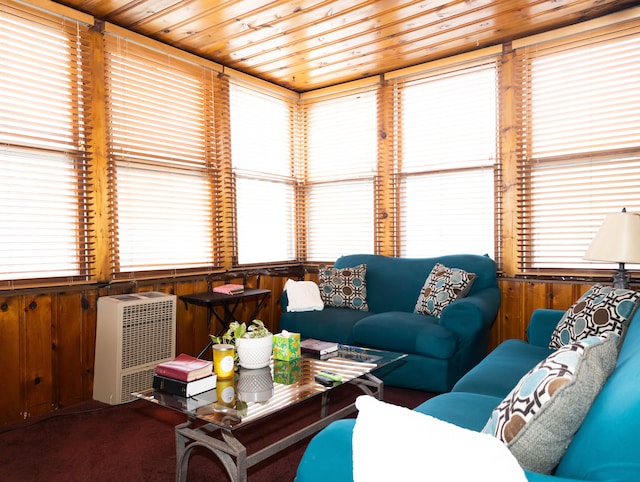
[
  {"x1": 284, "y1": 279, "x2": 324, "y2": 312},
  {"x1": 352, "y1": 395, "x2": 527, "y2": 482}
]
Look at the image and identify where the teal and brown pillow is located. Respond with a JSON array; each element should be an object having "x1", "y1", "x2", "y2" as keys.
[
  {"x1": 318, "y1": 264, "x2": 368, "y2": 311},
  {"x1": 414, "y1": 263, "x2": 475, "y2": 318},
  {"x1": 549, "y1": 285, "x2": 640, "y2": 349},
  {"x1": 482, "y1": 335, "x2": 618, "y2": 474}
]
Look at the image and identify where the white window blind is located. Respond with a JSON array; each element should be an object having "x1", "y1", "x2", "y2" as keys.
[
  {"x1": 303, "y1": 88, "x2": 378, "y2": 262},
  {"x1": 104, "y1": 32, "x2": 217, "y2": 275},
  {"x1": 229, "y1": 81, "x2": 296, "y2": 265},
  {"x1": 516, "y1": 19, "x2": 640, "y2": 271},
  {"x1": 396, "y1": 62, "x2": 499, "y2": 259},
  {"x1": 0, "y1": 4, "x2": 93, "y2": 286}
]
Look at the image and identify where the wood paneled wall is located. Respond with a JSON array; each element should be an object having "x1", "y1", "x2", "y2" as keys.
[{"x1": 1, "y1": 272, "x2": 617, "y2": 426}]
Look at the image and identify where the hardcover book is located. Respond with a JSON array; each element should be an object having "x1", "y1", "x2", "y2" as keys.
[
  {"x1": 213, "y1": 283, "x2": 245, "y2": 295},
  {"x1": 300, "y1": 338, "x2": 339, "y2": 356},
  {"x1": 154, "y1": 353, "x2": 213, "y2": 382},
  {"x1": 153, "y1": 373, "x2": 217, "y2": 397}
]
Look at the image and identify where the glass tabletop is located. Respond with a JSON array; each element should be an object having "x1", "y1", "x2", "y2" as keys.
[{"x1": 133, "y1": 345, "x2": 406, "y2": 430}]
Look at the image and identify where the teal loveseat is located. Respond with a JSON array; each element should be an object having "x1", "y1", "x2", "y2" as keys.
[
  {"x1": 279, "y1": 253, "x2": 501, "y2": 393},
  {"x1": 295, "y1": 306, "x2": 640, "y2": 481}
]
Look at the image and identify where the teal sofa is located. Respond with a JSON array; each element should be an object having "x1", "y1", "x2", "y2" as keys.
[
  {"x1": 295, "y1": 306, "x2": 640, "y2": 481},
  {"x1": 279, "y1": 253, "x2": 501, "y2": 393}
]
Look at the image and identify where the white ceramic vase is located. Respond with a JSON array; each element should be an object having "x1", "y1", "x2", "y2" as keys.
[
  {"x1": 236, "y1": 334, "x2": 273, "y2": 369},
  {"x1": 237, "y1": 367, "x2": 274, "y2": 402}
]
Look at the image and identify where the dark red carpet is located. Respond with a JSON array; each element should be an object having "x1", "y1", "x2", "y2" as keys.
[{"x1": 0, "y1": 385, "x2": 432, "y2": 481}]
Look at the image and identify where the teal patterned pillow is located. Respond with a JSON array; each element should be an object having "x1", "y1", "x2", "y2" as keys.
[
  {"x1": 414, "y1": 263, "x2": 475, "y2": 318},
  {"x1": 549, "y1": 285, "x2": 640, "y2": 349},
  {"x1": 482, "y1": 335, "x2": 618, "y2": 474},
  {"x1": 319, "y1": 264, "x2": 368, "y2": 311}
]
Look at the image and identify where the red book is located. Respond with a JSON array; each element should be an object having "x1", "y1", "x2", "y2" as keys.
[
  {"x1": 154, "y1": 354, "x2": 213, "y2": 382},
  {"x1": 213, "y1": 283, "x2": 245, "y2": 295}
]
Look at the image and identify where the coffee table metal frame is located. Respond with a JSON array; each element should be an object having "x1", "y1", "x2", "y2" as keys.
[{"x1": 135, "y1": 346, "x2": 406, "y2": 482}]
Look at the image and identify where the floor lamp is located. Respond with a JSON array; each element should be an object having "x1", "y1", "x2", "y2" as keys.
[{"x1": 584, "y1": 209, "x2": 640, "y2": 289}]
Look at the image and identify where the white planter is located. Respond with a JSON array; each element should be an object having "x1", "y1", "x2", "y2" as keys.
[
  {"x1": 237, "y1": 367, "x2": 274, "y2": 402},
  {"x1": 236, "y1": 334, "x2": 273, "y2": 369}
]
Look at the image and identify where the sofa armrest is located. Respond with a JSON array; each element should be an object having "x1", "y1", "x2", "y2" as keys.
[
  {"x1": 438, "y1": 287, "x2": 502, "y2": 338},
  {"x1": 526, "y1": 309, "x2": 564, "y2": 347},
  {"x1": 280, "y1": 290, "x2": 289, "y2": 311}
]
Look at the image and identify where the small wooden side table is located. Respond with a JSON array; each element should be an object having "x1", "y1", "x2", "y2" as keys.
[{"x1": 180, "y1": 288, "x2": 271, "y2": 358}]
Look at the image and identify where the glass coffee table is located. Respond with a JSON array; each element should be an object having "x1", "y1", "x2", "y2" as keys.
[{"x1": 133, "y1": 345, "x2": 406, "y2": 482}]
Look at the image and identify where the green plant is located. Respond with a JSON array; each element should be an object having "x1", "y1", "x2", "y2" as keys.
[{"x1": 210, "y1": 319, "x2": 270, "y2": 346}]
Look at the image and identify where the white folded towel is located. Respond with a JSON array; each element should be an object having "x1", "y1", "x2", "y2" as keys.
[{"x1": 284, "y1": 279, "x2": 324, "y2": 312}]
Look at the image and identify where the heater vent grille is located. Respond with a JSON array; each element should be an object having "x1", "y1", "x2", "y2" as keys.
[
  {"x1": 94, "y1": 292, "x2": 176, "y2": 405},
  {"x1": 121, "y1": 367, "x2": 156, "y2": 404},
  {"x1": 121, "y1": 299, "x2": 175, "y2": 369}
]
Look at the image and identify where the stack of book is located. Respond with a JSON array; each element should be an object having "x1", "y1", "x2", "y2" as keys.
[{"x1": 153, "y1": 353, "x2": 216, "y2": 397}]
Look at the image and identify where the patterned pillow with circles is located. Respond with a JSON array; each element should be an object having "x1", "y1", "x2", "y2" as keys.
[
  {"x1": 318, "y1": 264, "x2": 368, "y2": 311},
  {"x1": 482, "y1": 334, "x2": 619, "y2": 474},
  {"x1": 549, "y1": 285, "x2": 640, "y2": 349},
  {"x1": 414, "y1": 263, "x2": 475, "y2": 318}
]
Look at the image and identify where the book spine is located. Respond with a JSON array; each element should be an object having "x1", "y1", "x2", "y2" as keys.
[
  {"x1": 153, "y1": 375, "x2": 188, "y2": 396},
  {"x1": 301, "y1": 347, "x2": 329, "y2": 356}
]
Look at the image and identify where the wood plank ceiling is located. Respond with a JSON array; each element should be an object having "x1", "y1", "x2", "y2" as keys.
[{"x1": 55, "y1": 0, "x2": 639, "y2": 92}]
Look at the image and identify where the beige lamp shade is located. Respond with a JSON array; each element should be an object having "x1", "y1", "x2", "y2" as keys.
[{"x1": 584, "y1": 211, "x2": 640, "y2": 264}]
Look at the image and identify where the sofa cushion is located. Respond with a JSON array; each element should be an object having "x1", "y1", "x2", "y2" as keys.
[
  {"x1": 279, "y1": 307, "x2": 371, "y2": 345},
  {"x1": 549, "y1": 285, "x2": 640, "y2": 349},
  {"x1": 452, "y1": 339, "x2": 553, "y2": 398},
  {"x1": 352, "y1": 312, "x2": 457, "y2": 359},
  {"x1": 414, "y1": 263, "x2": 475, "y2": 318},
  {"x1": 482, "y1": 335, "x2": 619, "y2": 474},
  {"x1": 414, "y1": 392, "x2": 504, "y2": 432},
  {"x1": 319, "y1": 264, "x2": 368, "y2": 311},
  {"x1": 353, "y1": 395, "x2": 527, "y2": 482}
]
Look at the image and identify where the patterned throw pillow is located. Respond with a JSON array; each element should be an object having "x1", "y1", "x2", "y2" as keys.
[
  {"x1": 549, "y1": 285, "x2": 640, "y2": 349},
  {"x1": 482, "y1": 335, "x2": 618, "y2": 474},
  {"x1": 414, "y1": 263, "x2": 475, "y2": 318},
  {"x1": 318, "y1": 264, "x2": 368, "y2": 311}
]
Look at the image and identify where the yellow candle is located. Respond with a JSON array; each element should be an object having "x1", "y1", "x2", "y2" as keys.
[{"x1": 212, "y1": 343, "x2": 235, "y2": 379}]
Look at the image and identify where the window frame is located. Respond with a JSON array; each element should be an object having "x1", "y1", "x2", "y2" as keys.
[{"x1": 514, "y1": 16, "x2": 640, "y2": 276}]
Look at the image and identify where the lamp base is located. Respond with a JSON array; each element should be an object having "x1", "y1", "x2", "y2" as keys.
[{"x1": 612, "y1": 269, "x2": 630, "y2": 289}]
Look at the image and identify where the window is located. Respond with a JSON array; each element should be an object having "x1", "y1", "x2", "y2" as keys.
[
  {"x1": 103, "y1": 30, "x2": 218, "y2": 276},
  {"x1": 301, "y1": 86, "x2": 378, "y2": 261},
  {"x1": 229, "y1": 81, "x2": 296, "y2": 265},
  {"x1": 392, "y1": 59, "x2": 499, "y2": 259},
  {"x1": 0, "y1": 4, "x2": 93, "y2": 286},
  {"x1": 515, "y1": 17, "x2": 640, "y2": 272}
]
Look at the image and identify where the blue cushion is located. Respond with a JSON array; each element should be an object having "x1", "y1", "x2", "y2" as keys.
[
  {"x1": 414, "y1": 392, "x2": 503, "y2": 431},
  {"x1": 353, "y1": 312, "x2": 457, "y2": 359},
  {"x1": 452, "y1": 339, "x2": 553, "y2": 398},
  {"x1": 279, "y1": 307, "x2": 370, "y2": 345}
]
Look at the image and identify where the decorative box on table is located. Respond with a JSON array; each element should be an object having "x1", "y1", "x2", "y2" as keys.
[
  {"x1": 274, "y1": 358, "x2": 303, "y2": 385},
  {"x1": 272, "y1": 331, "x2": 301, "y2": 361}
]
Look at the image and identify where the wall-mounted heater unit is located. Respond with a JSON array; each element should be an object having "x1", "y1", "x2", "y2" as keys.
[{"x1": 93, "y1": 292, "x2": 176, "y2": 405}]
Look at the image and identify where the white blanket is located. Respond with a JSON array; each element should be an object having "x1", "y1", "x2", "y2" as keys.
[
  {"x1": 284, "y1": 279, "x2": 324, "y2": 312},
  {"x1": 352, "y1": 395, "x2": 527, "y2": 482}
]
